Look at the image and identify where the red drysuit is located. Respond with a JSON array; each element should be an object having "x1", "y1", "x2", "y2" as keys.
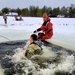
[{"x1": 35, "y1": 17, "x2": 53, "y2": 40}]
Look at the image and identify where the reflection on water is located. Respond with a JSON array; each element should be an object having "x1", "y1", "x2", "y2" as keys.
[{"x1": 0, "y1": 40, "x2": 75, "y2": 75}]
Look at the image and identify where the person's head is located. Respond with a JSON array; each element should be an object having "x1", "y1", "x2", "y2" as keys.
[
  {"x1": 30, "y1": 34, "x2": 37, "y2": 43},
  {"x1": 43, "y1": 12, "x2": 48, "y2": 21}
]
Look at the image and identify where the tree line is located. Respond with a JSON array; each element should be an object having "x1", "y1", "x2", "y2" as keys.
[{"x1": 0, "y1": 4, "x2": 75, "y2": 17}]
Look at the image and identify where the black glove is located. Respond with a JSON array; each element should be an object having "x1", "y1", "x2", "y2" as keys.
[{"x1": 33, "y1": 30, "x2": 37, "y2": 33}]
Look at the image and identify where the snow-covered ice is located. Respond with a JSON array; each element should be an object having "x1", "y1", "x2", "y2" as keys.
[{"x1": 0, "y1": 16, "x2": 75, "y2": 51}]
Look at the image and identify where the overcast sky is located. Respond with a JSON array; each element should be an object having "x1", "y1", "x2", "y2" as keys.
[{"x1": 0, "y1": 0, "x2": 75, "y2": 10}]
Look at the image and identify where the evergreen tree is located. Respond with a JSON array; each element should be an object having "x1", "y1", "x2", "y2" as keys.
[
  {"x1": 2, "y1": 7, "x2": 9, "y2": 14},
  {"x1": 16, "y1": 8, "x2": 21, "y2": 16},
  {"x1": 21, "y1": 8, "x2": 29, "y2": 16}
]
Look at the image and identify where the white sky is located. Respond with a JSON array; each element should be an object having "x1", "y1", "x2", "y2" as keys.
[{"x1": 0, "y1": 0, "x2": 75, "y2": 10}]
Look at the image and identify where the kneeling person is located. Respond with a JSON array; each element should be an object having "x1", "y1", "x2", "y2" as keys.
[{"x1": 25, "y1": 34, "x2": 43, "y2": 58}]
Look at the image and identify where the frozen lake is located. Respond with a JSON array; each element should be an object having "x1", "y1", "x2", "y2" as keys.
[
  {"x1": 0, "y1": 16, "x2": 75, "y2": 75},
  {"x1": 0, "y1": 16, "x2": 75, "y2": 51}
]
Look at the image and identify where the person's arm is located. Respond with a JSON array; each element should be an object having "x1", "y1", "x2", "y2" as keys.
[
  {"x1": 45, "y1": 23, "x2": 53, "y2": 34},
  {"x1": 33, "y1": 22, "x2": 46, "y2": 33},
  {"x1": 25, "y1": 45, "x2": 34, "y2": 58},
  {"x1": 33, "y1": 28, "x2": 41, "y2": 33}
]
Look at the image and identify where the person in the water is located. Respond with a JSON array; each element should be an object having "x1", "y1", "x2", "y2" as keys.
[{"x1": 25, "y1": 34, "x2": 43, "y2": 58}]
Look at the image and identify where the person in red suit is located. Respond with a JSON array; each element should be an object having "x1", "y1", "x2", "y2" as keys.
[{"x1": 34, "y1": 12, "x2": 53, "y2": 41}]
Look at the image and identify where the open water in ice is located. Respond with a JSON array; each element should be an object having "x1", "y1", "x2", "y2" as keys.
[{"x1": 0, "y1": 40, "x2": 75, "y2": 75}]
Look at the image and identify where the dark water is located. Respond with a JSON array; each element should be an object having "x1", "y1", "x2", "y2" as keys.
[
  {"x1": 0, "y1": 40, "x2": 28, "y2": 75},
  {"x1": 0, "y1": 40, "x2": 27, "y2": 58},
  {"x1": 0, "y1": 40, "x2": 75, "y2": 75}
]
